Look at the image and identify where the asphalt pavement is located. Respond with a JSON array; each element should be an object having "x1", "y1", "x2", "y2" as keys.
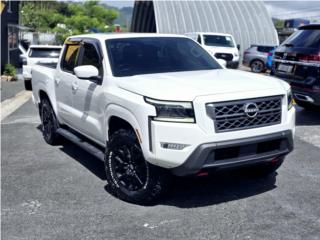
[
  {"x1": 1, "y1": 99, "x2": 320, "y2": 240},
  {"x1": 1, "y1": 69, "x2": 24, "y2": 102}
]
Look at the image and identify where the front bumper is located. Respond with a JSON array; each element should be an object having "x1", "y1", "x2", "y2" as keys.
[
  {"x1": 171, "y1": 130, "x2": 293, "y2": 176},
  {"x1": 227, "y1": 60, "x2": 239, "y2": 69}
]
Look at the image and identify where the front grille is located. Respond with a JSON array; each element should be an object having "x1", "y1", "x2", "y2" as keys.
[
  {"x1": 215, "y1": 53, "x2": 233, "y2": 61},
  {"x1": 206, "y1": 96, "x2": 282, "y2": 133}
]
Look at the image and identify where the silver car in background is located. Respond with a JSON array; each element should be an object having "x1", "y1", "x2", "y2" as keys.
[{"x1": 243, "y1": 45, "x2": 277, "y2": 73}]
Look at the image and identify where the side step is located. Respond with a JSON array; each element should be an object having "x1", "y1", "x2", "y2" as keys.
[{"x1": 57, "y1": 128, "x2": 105, "y2": 161}]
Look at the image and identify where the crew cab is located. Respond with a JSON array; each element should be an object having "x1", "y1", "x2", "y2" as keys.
[
  {"x1": 31, "y1": 34, "x2": 295, "y2": 204},
  {"x1": 185, "y1": 32, "x2": 240, "y2": 69},
  {"x1": 22, "y1": 45, "x2": 62, "y2": 90},
  {"x1": 273, "y1": 24, "x2": 320, "y2": 108}
]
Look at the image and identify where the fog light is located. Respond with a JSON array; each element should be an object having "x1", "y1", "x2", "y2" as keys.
[{"x1": 160, "y1": 142, "x2": 189, "y2": 150}]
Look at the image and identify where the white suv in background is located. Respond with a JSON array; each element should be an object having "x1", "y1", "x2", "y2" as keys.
[
  {"x1": 186, "y1": 32, "x2": 240, "y2": 68},
  {"x1": 22, "y1": 45, "x2": 62, "y2": 90}
]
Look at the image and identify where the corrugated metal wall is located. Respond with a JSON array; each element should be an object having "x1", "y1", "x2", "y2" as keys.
[{"x1": 131, "y1": 1, "x2": 279, "y2": 52}]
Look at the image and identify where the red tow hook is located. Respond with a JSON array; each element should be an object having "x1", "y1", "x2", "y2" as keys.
[
  {"x1": 271, "y1": 157, "x2": 280, "y2": 164},
  {"x1": 197, "y1": 171, "x2": 209, "y2": 177}
]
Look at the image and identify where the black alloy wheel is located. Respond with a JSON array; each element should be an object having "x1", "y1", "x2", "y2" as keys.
[{"x1": 105, "y1": 129, "x2": 170, "y2": 204}]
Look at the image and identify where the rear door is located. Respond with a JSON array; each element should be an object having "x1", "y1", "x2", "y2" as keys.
[
  {"x1": 71, "y1": 40, "x2": 105, "y2": 142},
  {"x1": 55, "y1": 42, "x2": 81, "y2": 125}
]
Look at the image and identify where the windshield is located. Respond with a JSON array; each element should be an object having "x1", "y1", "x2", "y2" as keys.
[
  {"x1": 106, "y1": 37, "x2": 221, "y2": 77},
  {"x1": 203, "y1": 35, "x2": 235, "y2": 48},
  {"x1": 29, "y1": 48, "x2": 61, "y2": 58},
  {"x1": 282, "y1": 29, "x2": 320, "y2": 49}
]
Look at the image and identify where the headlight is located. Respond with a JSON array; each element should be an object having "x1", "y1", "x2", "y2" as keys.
[
  {"x1": 145, "y1": 97, "x2": 195, "y2": 123},
  {"x1": 287, "y1": 89, "x2": 293, "y2": 110},
  {"x1": 234, "y1": 52, "x2": 239, "y2": 57}
]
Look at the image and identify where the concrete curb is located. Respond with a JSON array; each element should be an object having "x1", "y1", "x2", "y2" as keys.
[{"x1": 1, "y1": 90, "x2": 32, "y2": 121}]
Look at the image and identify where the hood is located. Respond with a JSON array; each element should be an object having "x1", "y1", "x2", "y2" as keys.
[
  {"x1": 116, "y1": 69, "x2": 284, "y2": 101},
  {"x1": 204, "y1": 46, "x2": 238, "y2": 55}
]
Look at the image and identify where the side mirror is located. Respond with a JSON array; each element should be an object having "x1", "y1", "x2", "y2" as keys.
[
  {"x1": 217, "y1": 59, "x2": 227, "y2": 68},
  {"x1": 74, "y1": 65, "x2": 100, "y2": 80},
  {"x1": 237, "y1": 44, "x2": 240, "y2": 50}
]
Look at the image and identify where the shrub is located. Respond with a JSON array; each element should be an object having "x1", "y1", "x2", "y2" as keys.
[{"x1": 3, "y1": 64, "x2": 17, "y2": 76}]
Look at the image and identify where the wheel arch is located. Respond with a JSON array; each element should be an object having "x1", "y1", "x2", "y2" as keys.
[
  {"x1": 104, "y1": 104, "x2": 142, "y2": 143},
  {"x1": 38, "y1": 89, "x2": 58, "y2": 116}
]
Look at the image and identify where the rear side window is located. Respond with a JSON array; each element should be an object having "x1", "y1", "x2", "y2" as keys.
[
  {"x1": 78, "y1": 43, "x2": 103, "y2": 75},
  {"x1": 257, "y1": 46, "x2": 275, "y2": 53},
  {"x1": 29, "y1": 48, "x2": 61, "y2": 58},
  {"x1": 61, "y1": 44, "x2": 80, "y2": 72},
  {"x1": 283, "y1": 29, "x2": 320, "y2": 49}
]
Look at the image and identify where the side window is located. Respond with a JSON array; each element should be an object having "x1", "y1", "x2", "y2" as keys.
[
  {"x1": 197, "y1": 35, "x2": 202, "y2": 44},
  {"x1": 78, "y1": 43, "x2": 103, "y2": 76},
  {"x1": 61, "y1": 44, "x2": 80, "y2": 72}
]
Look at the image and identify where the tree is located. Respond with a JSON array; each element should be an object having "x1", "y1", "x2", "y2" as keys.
[{"x1": 20, "y1": 0, "x2": 119, "y2": 42}]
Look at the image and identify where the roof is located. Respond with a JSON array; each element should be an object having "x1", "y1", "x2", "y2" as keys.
[
  {"x1": 29, "y1": 45, "x2": 62, "y2": 49},
  {"x1": 186, "y1": 32, "x2": 234, "y2": 37},
  {"x1": 131, "y1": 1, "x2": 279, "y2": 52},
  {"x1": 68, "y1": 33, "x2": 188, "y2": 41}
]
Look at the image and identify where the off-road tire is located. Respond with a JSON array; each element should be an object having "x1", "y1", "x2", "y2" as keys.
[
  {"x1": 24, "y1": 79, "x2": 32, "y2": 91},
  {"x1": 105, "y1": 129, "x2": 170, "y2": 204},
  {"x1": 40, "y1": 98, "x2": 60, "y2": 145}
]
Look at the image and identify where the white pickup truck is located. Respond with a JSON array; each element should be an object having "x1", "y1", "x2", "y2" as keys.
[
  {"x1": 22, "y1": 45, "x2": 62, "y2": 90},
  {"x1": 31, "y1": 33, "x2": 295, "y2": 204}
]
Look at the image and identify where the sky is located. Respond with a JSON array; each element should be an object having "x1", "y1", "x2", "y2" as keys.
[{"x1": 104, "y1": 0, "x2": 320, "y2": 20}]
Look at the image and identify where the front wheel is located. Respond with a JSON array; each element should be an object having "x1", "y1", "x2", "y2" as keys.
[{"x1": 105, "y1": 129, "x2": 170, "y2": 204}]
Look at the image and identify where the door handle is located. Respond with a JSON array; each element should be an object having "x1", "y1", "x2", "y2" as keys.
[
  {"x1": 72, "y1": 82, "x2": 79, "y2": 91},
  {"x1": 54, "y1": 77, "x2": 61, "y2": 85}
]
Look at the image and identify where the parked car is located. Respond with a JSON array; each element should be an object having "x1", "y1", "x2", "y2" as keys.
[
  {"x1": 185, "y1": 32, "x2": 240, "y2": 68},
  {"x1": 31, "y1": 33, "x2": 295, "y2": 204},
  {"x1": 22, "y1": 45, "x2": 62, "y2": 90},
  {"x1": 243, "y1": 45, "x2": 277, "y2": 73},
  {"x1": 273, "y1": 24, "x2": 320, "y2": 109}
]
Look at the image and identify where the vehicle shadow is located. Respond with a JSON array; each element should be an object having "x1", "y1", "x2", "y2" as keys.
[
  {"x1": 158, "y1": 170, "x2": 277, "y2": 208},
  {"x1": 295, "y1": 106, "x2": 320, "y2": 126},
  {"x1": 58, "y1": 140, "x2": 107, "y2": 180},
  {"x1": 36, "y1": 124, "x2": 107, "y2": 180},
  {"x1": 37, "y1": 125, "x2": 277, "y2": 208}
]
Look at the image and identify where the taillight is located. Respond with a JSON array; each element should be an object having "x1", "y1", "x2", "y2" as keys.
[
  {"x1": 299, "y1": 54, "x2": 320, "y2": 63},
  {"x1": 268, "y1": 52, "x2": 273, "y2": 57},
  {"x1": 244, "y1": 51, "x2": 249, "y2": 55}
]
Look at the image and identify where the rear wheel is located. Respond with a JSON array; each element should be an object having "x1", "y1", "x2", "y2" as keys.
[
  {"x1": 24, "y1": 79, "x2": 32, "y2": 91},
  {"x1": 250, "y1": 60, "x2": 266, "y2": 73},
  {"x1": 40, "y1": 98, "x2": 60, "y2": 145},
  {"x1": 105, "y1": 129, "x2": 170, "y2": 204}
]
